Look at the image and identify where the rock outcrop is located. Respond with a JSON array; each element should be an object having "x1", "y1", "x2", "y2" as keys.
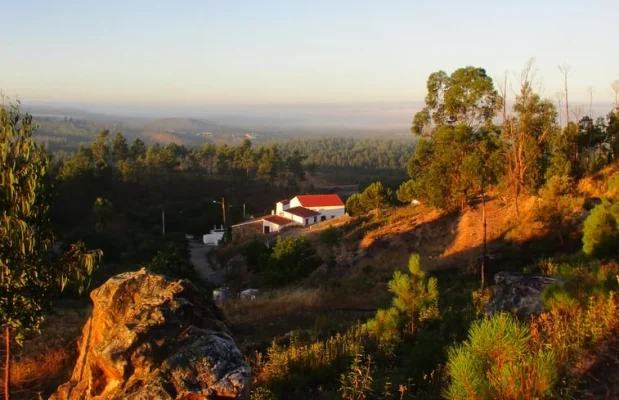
[
  {"x1": 485, "y1": 271, "x2": 563, "y2": 318},
  {"x1": 51, "y1": 269, "x2": 250, "y2": 400}
]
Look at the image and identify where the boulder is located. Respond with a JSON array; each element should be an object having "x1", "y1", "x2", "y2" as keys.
[
  {"x1": 51, "y1": 269, "x2": 250, "y2": 400},
  {"x1": 485, "y1": 271, "x2": 563, "y2": 318}
]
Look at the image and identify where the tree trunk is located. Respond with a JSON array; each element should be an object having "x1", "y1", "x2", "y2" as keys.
[
  {"x1": 481, "y1": 189, "x2": 487, "y2": 290},
  {"x1": 4, "y1": 326, "x2": 9, "y2": 400},
  {"x1": 410, "y1": 314, "x2": 415, "y2": 338}
]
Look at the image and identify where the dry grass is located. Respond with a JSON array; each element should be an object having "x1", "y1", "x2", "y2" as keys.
[
  {"x1": 358, "y1": 205, "x2": 441, "y2": 249},
  {"x1": 0, "y1": 301, "x2": 89, "y2": 399},
  {"x1": 223, "y1": 288, "x2": 373, "y2": 326},
  {"x1": 223, "y1": 288, "x2": 326, "y2": 325},
  {"x1": 578, "y1": 164, "x2": 619, "y2": 198}
]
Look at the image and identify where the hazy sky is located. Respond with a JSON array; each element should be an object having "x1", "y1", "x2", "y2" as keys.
[{"x1": 2, "y1": 0, "x2": 618, "y2": 108}]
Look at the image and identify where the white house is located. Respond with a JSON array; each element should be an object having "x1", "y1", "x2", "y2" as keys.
[
  {"x1": 289, "y1": 194, "x2": 346, "y2": 220},
  {"x1": 232, "y1": 194, "x2": 346, "y2": 235}
]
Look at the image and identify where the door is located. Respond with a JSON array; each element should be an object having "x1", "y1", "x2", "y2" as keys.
[{"x1": 264, "y1": 226, "x2": 270, "y2": 234}]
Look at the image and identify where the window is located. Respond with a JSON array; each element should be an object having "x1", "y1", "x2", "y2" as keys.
[
  {"x1": 305, "y1": 219, "x2": 308, "y2": 226},
  {"x1": 313, "y1": 216, "x2": 317, "y2": 222}
]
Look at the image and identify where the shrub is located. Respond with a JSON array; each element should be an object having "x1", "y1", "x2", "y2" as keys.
[
  {"x1": 445, "y1": 313, "x2": 557, "y2": 400},
  {"x1": 251, "y1": 324, "x2": 369, "y2": 395},
  {"x1": 146, "y1": 251, "x2": 198, "y2": 282},
  {"x1": 582, "y1": 199, "x2": 619, "y2": 258},
  {"x1": 339, "y1": 352, "x2": 373, "y2": 400},
  {"x1": 363, "y1": 308, "x2": 402, "y2": 357},
  {"x1": 534, "y1": 175, "x2": 582, "y2": 245},
  {"x1": 388, "y1": 254, "x2": 439, "y2": 337},
  {"x1": 241, "y1": 239, "x2": 271, "y2": 271},
  {"x1": 320, "y1": 226, "x2": 340, "y2": 247},
  {"x1": 265, "y1": 236, "x2": 321, "y2": 286}
]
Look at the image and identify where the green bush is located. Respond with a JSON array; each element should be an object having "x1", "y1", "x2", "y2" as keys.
[
  {"x1": 241, "y1": 239, "x2": 271, "y2": 271},
  {"x1": 582, "y1": 199, "x2": 619, "y2": 258},
  {"x1": 346, "y1": 193, "x2": 364, "y2": 216},
  {"x1": 445, "y1": 313, "x2": 557, "y2": 400},
  {"x1": 265, "y1": 236, "x2": 321, "y2": 286},
  {"x1": 319, "y1": 226, "x2": 340, "y2": 247},
  {"x1": 363, "y1": 308, "x2": 402, "y2": 356},
  {"x1": 146, "y1": 251, "x2": 198, "y2": 282}
]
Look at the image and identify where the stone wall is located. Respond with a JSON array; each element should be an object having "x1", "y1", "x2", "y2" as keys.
[{"x1": 232, "y1": 220, "x2": 263, "y2": 241}]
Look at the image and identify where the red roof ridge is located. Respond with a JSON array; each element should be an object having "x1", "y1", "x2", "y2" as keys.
[{"x1": 295, "y1": 194, "x2": 344, "y2": 207}]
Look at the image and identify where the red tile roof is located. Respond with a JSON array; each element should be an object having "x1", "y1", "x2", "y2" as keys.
[
  {"x1": 295, "y1": 194, "x2": 344, "y2": 207},
  {"x1": 263, "y1": 215, "x2": 296, "y2": 226},
  {"x1": 284, "y1": 206, "x2": 321, "y2": 218}
]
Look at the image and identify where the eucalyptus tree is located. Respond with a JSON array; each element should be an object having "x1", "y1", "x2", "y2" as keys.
[{"x1": 0, "y1": 100, "x2": 101, "y2": 398}]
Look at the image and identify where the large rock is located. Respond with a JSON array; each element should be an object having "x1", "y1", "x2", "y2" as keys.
[
  {"x1": 51, "y1": 269, "x2": 250, "y2": 400},
  {"x1": 485, "y1": 271, "x2": 563, "y2": 318}
]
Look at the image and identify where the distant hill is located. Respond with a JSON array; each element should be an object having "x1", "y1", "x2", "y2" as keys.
[{"x1": 143, "y1": 117, "x2": 239, "y2": 135}]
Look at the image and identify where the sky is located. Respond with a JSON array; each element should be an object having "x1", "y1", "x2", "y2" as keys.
[{"x1": 1, "y1": 0, "x2": 618, "y2": 111}]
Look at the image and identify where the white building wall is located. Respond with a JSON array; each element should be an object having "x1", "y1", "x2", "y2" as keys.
[
  {"x1": 281, "y1": 211, "x2": 306, "y2": 225},
  {"x1": 203, "y1": 230, "x2": 225, "y2": 245},
  {"x1": 307, "y1": 206, "x2": 346, "y2": 220},
  {"x1": 263, "y1": 220, "x2": 296, "y2": 233},
  {"x1": 289, "y1": 197, "x2": 302, "y2": 208},
  {"x1": 276, "y1": 202, "x2": 291, "y2": 215}
]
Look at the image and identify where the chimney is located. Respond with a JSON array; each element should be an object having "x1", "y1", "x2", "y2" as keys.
[{"x1": 271, "y1": 210, "x2": 275, "y2": 215}]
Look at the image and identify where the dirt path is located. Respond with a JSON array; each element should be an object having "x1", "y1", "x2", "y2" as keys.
[{"x1": 189, "y1": 241, "x2": 225, "y2": 286}]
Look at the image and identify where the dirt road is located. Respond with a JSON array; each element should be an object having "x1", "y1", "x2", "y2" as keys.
[{"x1": 189, "y1": 241, "x2": 225, "y2": 286}]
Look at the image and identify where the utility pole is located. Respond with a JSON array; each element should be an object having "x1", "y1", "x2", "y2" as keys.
[
  {"x1": 221, "y1": 197, "x2": 226, "y2": 226},
  {"x1": 243, "y1": 203, "x2": 246, "y2": 219}
]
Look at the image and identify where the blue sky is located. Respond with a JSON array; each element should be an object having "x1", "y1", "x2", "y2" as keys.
[{"x1": 2, "y1": 0, "x2": 618, "y2": 108}]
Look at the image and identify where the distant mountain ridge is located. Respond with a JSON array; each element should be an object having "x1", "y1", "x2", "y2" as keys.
[{"x1": 143, "y1": 117, "x2": 232, "y2": 134}]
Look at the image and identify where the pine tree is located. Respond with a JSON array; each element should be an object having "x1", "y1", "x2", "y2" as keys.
[{"x1": 388, "y1": 254, "x2": 439, "y2": 337}]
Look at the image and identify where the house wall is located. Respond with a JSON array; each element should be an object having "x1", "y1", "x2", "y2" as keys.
[
  {"x1": 281, "y1": 211, "x2": 321, "y2": 226},
  {"x1": 275, "y1": 202, "x2": 291, "y2": 214},
  {"x1": 281, "y1": 211, "x2": 304, "y2": 225},
  {"x1": 263, "y1": 219, "x2": 296, "y2": 233},
  {"x1": 306, "y1": 205, "x2": 345, "y2": 220}
]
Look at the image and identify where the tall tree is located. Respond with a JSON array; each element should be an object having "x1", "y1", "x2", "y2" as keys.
[
  {"x1": 90, "y1": 129, "x2": 110, "y2": 168},
  {"x1": 0, "y1": 100, "x2": 101, "y2": 398},
  {"x1": 408, "y1": 67, "x2": 501, "y2": 210},
  {"x1": 612, "y1": 80, "x2": 619, "y2": 109},
  {"x1": 504, "y1": 60, "x2": 558, "y2": 213},
  {"x1": 129, "y1": 138, "x2": 147, "y2": 160},
  {"x1": 359, "y1": 181, "x2": 392, "y2": 216},
  {"x1": 111, "y1": 132, "x2": 129, "y2": 162},
  {"x1": 558, "y1": 64, "x2": 571, "y2": 126},
  {"x1": 412, "y1": 66, "x2": 500, "y2": 135},
  {"x1": 460, "y1": 135, "x2": 503, "y2": 288},
  {"x1": 200, "y1": 143, "x2": 217, "y2": 174}
]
